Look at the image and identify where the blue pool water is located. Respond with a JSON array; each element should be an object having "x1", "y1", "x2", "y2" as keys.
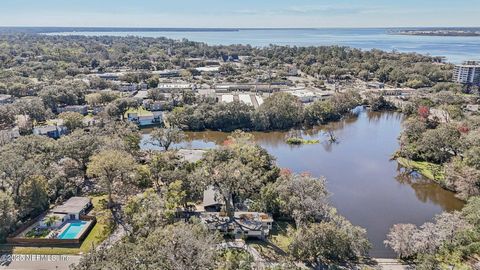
[{"x1": 57, "y1": 221, "x2": 87, "y2": 239}]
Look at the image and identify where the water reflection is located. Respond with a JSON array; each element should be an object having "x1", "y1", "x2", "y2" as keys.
[
  {"x1": 140, "y1": 109, "x2": 464, "y2": 257},
  {"x1": 395, "y1": 167, "x2": 464, "y2": 212}
]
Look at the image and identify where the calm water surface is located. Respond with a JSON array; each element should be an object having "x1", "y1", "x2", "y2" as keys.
[
  {"x1": 48, "y1": 28, "x2": 480, "y2": 63},
  {"x1": 141, "y1": 109, "x2": 464, "y2": 257}
]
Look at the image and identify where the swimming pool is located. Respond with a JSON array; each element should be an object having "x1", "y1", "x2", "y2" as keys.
[{"x1": 57, "y1": 220, "x2": 88, "y2": 239}]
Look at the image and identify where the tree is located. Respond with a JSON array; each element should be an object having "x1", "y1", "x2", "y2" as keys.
[
  {"x1": 104, "y1": 98, "x2": 139, "y2": 120},
  {"x1": 386, "y1": 212, "x2": 472, "y2": 260},
  {"x1": 147, "y1": 76, "x2": 159, "y2": 88},
  {"x1": 215, "y1": 249, "x2": 254, "y2": 270},
  {"x1": 275, "y1": 173, "x2": 329, "y2": 228},
  {"x1": 330, "y1": 91, "x2": 361, "y2": 114},
  {"x1": 196, "y1": 151, "x2": 255, "y2": 221},
  {"x1": 462, "y1": 196, "x2": 480, "y2": 227},
  {"x1": 418, "y1": 106, "x2": 430, "y2": 120},
  {"x1": 58, "y1": 130, "x2": 100, "y2": 181},
  {"x1": 44, "y1": 214, "x2": 60, "y2": 228},
  {"x1": 59, "y1": 111, "x2": 84, "y2": 131},
  {"x1": 13, "y1": 97, "x2": 52, "y2": 122},
  {"x1": 123, "y1": 189, "x2": 170, "y2": 237},
  {"x1": 87, "y1": 150, "x2": 137, "y2": 210},
  {"x1": 444, "y1": 160, "x2": 480, "y2": 199},
  {"x1": 384, "y1": 223, "x2": 419, "y2": 258},
  {"x1": 418, "y1": 124, "x2": 461, "y2": 163},
  {"x1": 149, "y1": 127, "x2": 185, "y2": 151},
  {"x1": 369, "y1": 96, "x2": 396, "y2": 111},
  {"x1": 146, "y1": 151, "x2": 188, "y2": 191},
  {"x1": 289, "y1": 221, "x2": 370, "y2": 266},
  {"x1": 74, "y1": 222, "x2": 220, "y2": 270},
  {"x1": 304, "y1": 100, "x2": 339, "y2": 125},
  {"x1": 0, "y1": 105, "x2": 15, "y2": 129},
  {"x1": 0, "y1": 150, "x2": 40, "y2": 205},
  {"x1": 19, "y1": 175, "x2": 49, "y2": 218},
  {"x1": 253, "y1": 92, "x2": 304, "y2": 130},
  {"x1": 194, "y1": 133, "x2": 278, "y2": 221},
  {"x1": 0, "y1": 191, "x2": 17, "y2": 242},
  {"x1": 164, "y1": 180, "x2": 187, "y2": 218}
]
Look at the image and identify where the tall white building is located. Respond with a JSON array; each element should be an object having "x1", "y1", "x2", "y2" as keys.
[{"x1": 453, "y1": 61, "x2": 480, "y2": 85}]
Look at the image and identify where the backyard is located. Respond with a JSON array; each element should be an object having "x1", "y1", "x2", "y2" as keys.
[{"x1": 0, "y1": 195, "x2": 112, "y2": 255}]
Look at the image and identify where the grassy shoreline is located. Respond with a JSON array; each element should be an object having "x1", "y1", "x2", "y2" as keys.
[{"x1": 396, "y1": 157, "x2": 446, "y2": 185}]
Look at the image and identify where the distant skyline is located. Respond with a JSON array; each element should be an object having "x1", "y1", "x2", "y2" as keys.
[{"x1": 1, "y1": 0, "x2": 479, "y2": 28}]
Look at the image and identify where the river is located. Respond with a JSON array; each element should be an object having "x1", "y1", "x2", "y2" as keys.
[{"x1": 140, "y1": 109, "x2": 464, "y2": 258}]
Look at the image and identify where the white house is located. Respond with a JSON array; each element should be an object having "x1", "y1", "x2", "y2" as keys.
[{"x1": 50, "y1": 197, "x2": 92, "y2": 220}]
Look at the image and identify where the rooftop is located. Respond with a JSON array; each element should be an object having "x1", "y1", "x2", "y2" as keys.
[{"x1": 51, "y1": 197, "x2": 91, "y2": 214}]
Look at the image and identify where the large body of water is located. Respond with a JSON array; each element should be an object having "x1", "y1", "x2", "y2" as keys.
[
  {"x1": 141, "y1": 109, "x2": 464, "y2": 258},
  {"x1": 48, "y1": 28, "x2": 480, "y2": 63}
]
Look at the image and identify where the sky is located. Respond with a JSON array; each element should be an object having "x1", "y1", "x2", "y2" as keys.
[{"x1": 0, "y1": 0, "x2": 479, "y2": 28}]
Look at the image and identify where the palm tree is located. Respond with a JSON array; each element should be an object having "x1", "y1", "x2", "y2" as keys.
[{"x1": 44, "y1": 215, "x2": 60, "y2": 228}]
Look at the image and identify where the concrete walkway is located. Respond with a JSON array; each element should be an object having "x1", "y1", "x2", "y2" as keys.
[{"x1": 375, "y1": 258, "x2": 411, "y2": 270}]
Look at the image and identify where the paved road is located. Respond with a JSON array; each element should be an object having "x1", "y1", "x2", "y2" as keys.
[{"x1": 0, "y1": 255, "x2": 80, "y2": 270}]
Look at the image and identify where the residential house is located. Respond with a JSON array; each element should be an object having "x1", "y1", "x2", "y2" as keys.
[
  {"x1": 127, "y1": 111, "x2": 163, "y2": 127},
  {"x1": 202, "y1": 186, "x2": 224, "y2": 212},
  {"x1": 155, "y1": 69, "x2": 181, "y2": 78},
  {"x1": 367, "y1": 82, "x2": 385, "y2": 89},
  {"x1": 119, "y1": 83, "x2": 138, "y2": 92},
  {"x1": 197, "y1": 187, "x2": 273, "y2": 239},
  {"x1": 143, "y1": 100, "x2": 172, "y2": 111},
  {"x1": 200, "y1": 211, "x2": 273, "y2": 240},
  {"x1": 33, "y1": 125, "x2": 67, "y2": 139},
  {"x1": 49, "y1": 197, "x2": 92, "y2": 220},
  {"x1": 134, "y1": 90, "x2": 149, "y2": 100},
  {"x1": 98, "y1": 73, "x2": 119, "y2": 81}
]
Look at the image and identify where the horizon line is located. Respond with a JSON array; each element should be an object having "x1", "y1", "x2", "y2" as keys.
[{"x1": 1, "y1": 26, "x2": 480, "y2": 31}]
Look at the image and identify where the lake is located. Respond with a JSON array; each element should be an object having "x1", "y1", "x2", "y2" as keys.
[
  {"x1": 140, "y1": 109, "x2": 464, "y2": 258},
  {"x1": 47, "y1": 28, "x2": 480, "y2": 63}
]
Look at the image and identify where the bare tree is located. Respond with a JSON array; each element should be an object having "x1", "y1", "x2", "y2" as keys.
[{"x1": 149, "y1": 127, "x2": 185, "y2": 151}]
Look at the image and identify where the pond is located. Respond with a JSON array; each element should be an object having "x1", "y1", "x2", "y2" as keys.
[{"x1": 140, "y1": 108, "x2": 464, "y2": 258}]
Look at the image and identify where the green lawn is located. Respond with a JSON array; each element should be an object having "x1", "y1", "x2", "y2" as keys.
[
  {"x1": 0, "y1": 195, "x2": 111, "y2": 255},
  {"x1": 397, "y1": 157, "x2": 445, "y2": 184},
  {"x1": 124, "y1": 107, "x2": 153, "y2": 118},
  {"x1": 247, "y1": 221, "x2": 293, "y2": 261}
]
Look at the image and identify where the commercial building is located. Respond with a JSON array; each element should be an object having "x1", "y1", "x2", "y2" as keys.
[{"x1": 453, "y1": 61, "x2": 480, "y2": 85}]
